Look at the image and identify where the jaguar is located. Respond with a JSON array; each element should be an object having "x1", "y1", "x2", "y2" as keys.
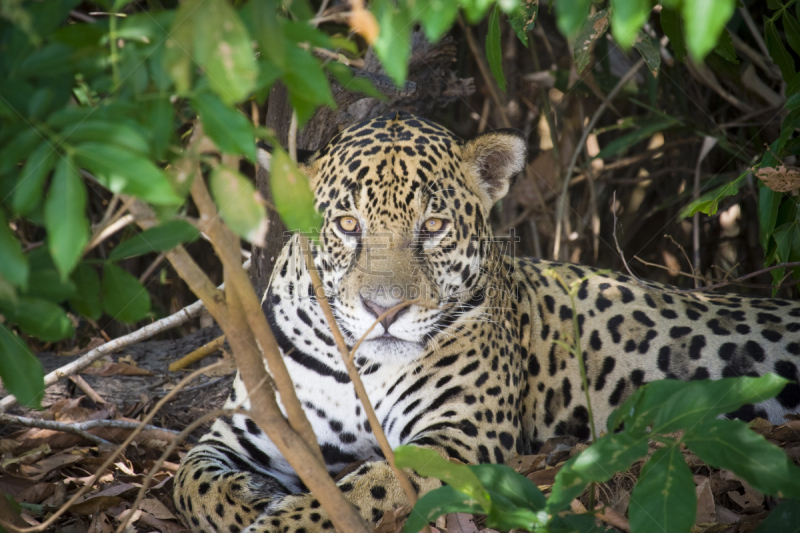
[{"x1": 174, "y1": 111, "x2": 800, "y2": 533}]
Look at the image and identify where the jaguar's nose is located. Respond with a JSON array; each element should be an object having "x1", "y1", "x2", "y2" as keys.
[{"x1": 362, "y1": 298, "x2": 409, "y2": 331}]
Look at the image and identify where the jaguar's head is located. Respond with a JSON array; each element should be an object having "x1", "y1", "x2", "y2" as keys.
[{"x1": 261, "y1": 112, "x2": 527, "y2": 362}]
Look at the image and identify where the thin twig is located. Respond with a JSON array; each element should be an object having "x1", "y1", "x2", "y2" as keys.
[
  {"x1": 553, "y1": 58, "x2": 645, "y2": 260},
  {"x1": 168, "y1": 334, "x2": 226, "y2": 372},
  {"x1": 0, "y1": 414, "x2": 179, "y2": 446},
  {"x1": 0, "y1": 363, "x2": 224, "y2": 533},
  {"x1": 299, "y1": 235, "x2": 420, "y2": 510}
]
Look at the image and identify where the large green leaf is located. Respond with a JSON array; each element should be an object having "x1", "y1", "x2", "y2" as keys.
[
  {"x1": 371, "y1": 0, "x2": 412, "y2": 86},
  {"x1": 12, "y1": 141, "x2": 57, "y2": 215},
  {"x1": 0, "y1": 208, "x2": 28, "y2": 289},
  {"x1": 629, "y1": 445, "x2": 695, "y2": 533},
  {"x1": 554, "y1": 0, "x2": 592, "y2": 38},
  {"x1": 415, "y1": 0, "x2": 460, "y2": 42},
  {"x1": 69, "y1": 262, "x2": 102, "y2": 320},
  {"x1": 680, "y1": 170, "x2": 747, "y2": 218},
  {"x1": 403, "y1": 485, "x2": 485, "y2": 533},
  {"x1": 283, "y1": 45, "x2": 336, "y2": 126},
  {"x1": 486, "y1": 6, "x2": 506, "y2": 92},
  {"x1": 547, "y1": 431, "x2": 649, "y2": 512},
  {"x1": 753, "y1": 499, "x2": 800, "y2": 533},
  {"x1": 0, "y1": 296, "x2": 74, "y2": 342},
  {"x1": 101, "y1": 262, "x2": 151, "y2": 323},
  {"x1": 574, "y1": 9, "x2": 610, "y2": 74},
  {"x1": 44, "y1": 155, "x2": 89, "y2": 281},
  {"x1": 659, "y1": 7, "x2": 686, "y2": 62},
  {"x1": 110, "y1": 220, "x2": 200, "y2": 261},
  {"x1": 610, "y1": 0, "x2": 650, "y2": 50},
  {"x1": 469, "y1": 464, "x2": 546, "y2": 530},
  {"x1": 269, "y1": 149, "x2": 324, "y2": 237},
  {"x1": 652, "y1": 374, "x2": 790, "y2": 433},
  {"x1": 74, "y1": 142, "x2": 182, "y2": 205},
  {"x1": 766, "y1": 19, "x2": 796, "y2": 82},
  {"x1": 0, "y1": 324, "x2": 44, "y2": 408},
  {"x1": 210, "y1": 165, "x2": 267, "y2": 245},
  {"x1": 162, "y1": 0, "x2": 196, "y2": 94},
  {"x1": 682, "y1": 0, "x2": 736, "y2": 60},
  {"x1": 394, "y1": 445, "x2": 490, "y2": 511},
  {"x1": 684, "y1": 419, "x2": 800, "y2": 499},
  {"x1": 595, "y1": 117, "x2": 678, "y2": 160},
  {"x1": 784, "y1": 12, "x2": 800, "y2": 56},
  {"x1": 62, "y1": 119, "x2": 151, "y2": 157},
  {"x1": 193, "y1": 0, "x2": 257, "y2": 104},
  {"x1": 192, "y1": 92, "x2": 256, "y2": 162}
]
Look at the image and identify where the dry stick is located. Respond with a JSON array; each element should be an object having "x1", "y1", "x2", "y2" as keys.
[
  {"x1": 221, "y1": 268, "x2": 370, "y2": 533},
  {"x1": 187, "y1": 162, "x2": 324, "y2": 466},
  {"x1": 0, "y1": 362, "x2": 225, "y2": 533},
  {"x1": 169, "y1": 334, "x2": 226, "y2": 372},
  {"x1": 114, "y1": 406, "x2": 246, "y2": 533},
  {"x1": 459, "y1": 17, "x2": 511, "y2": 129},
  {"x1": 298, "y1": 236, "x2": 420, "y2": 509},
  {"x1": 0, "y1": 293, "x2": 211, "y2": 412},
  {"x1": 0, "y1": 414, "x2": 179, "y2": 446},
  {"x1": 552, "y1": 58, "x2": 645, "y2": 260},
  {"x1": 611, "y1": 193, "x2": 800, "y2": 295}
]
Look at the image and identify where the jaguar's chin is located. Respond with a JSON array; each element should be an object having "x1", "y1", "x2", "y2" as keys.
[{"x1": 357, "y1": 337, "x2": 424, "y2": 362}]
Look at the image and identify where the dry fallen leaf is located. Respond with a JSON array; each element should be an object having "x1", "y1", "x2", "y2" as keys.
[
  {"x1": 82, "y1": 362, "x2": 153, "y2": 377},
  {"x1": 695, "y1": 476, "x2": 716, "y2": 524},
  {"x1": 756, "y1": 165, "x2": 800, "y2": 192}
]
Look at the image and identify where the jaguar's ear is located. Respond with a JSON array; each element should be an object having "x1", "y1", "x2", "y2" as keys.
[{"x1": 462, "y1": 129, "x2": 527, "y2": 207}]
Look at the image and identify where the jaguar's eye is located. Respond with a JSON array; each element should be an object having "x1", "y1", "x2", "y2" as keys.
[
  {"x1": 421, "y1": 217, "x2": 447, "y2": 235},
  {"x1": 336, "y1": 216, "x2": 360, "y2": 235}
]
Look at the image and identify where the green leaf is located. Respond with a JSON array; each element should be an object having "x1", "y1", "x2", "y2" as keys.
[
  {"x1": 62, "y1": 119, "x2": 151, "y2": 157},
  {"x1": 192, "y1": 0, "x2": 258, "y2": 104},
  {"x1": 12, "y1": 142, "x2": 57, "y2": 215},
  {"x1": 547, "y1": 431, "x2": 649, "y2": 512},
  {"x1": 714, "y1": 28, "x2": 739, "y2": 63},
  {"x1": 760, "y1": 184, "x2": 784, "y2": 254},
  {"x1": 0, "y1": 209, "x2": 28, "y2": 289},
  {"x1": 0, "y1": 127, "x2": 41, "y2": 176},
  {"x1": 110, "y1": 220, "x2": 199, "y2": 261},
  {"x1": 74, "y1": 142, "x2": 182, "y2": 205},
  {"x1": 0, "y1": 296, "x2": 74, "y2": 342},
  {"x1": 632, "y1": 31, "x2": 661, "y2": 78},
  {"x1": 574, "y1": 9, "x2": 610, "y2": 74},
  {"x1": 784, "y1": 13, "x2": 800, "y2": 56},
  {"x1": 680, "y1": 170, "x2": 747, "y2": 218},
  {"x1": 469, "y1": 463, "x2": 546, "y2": 511},
  {"x1": 395, "y1": 446, "x2": 491, "y2": 511},
  {"x1": 507, "y1": 0, "x2": 538, "y2": 46},
  {"x1": 325, "y1": 63, "x2": 383, "y2": 100},
  {"x1": 660, "y1": 7, "x2": 686, "y2": 62},
  {"x1": 684, "y1": 419, "x2": 800, "y2": 499},
  {"x1": 162, "y1": 0, "x2": 196, "y2": 94},
  {"x1": 0, "y1": 324, "x2": 43, "y2": 408},
  {"x1": 270, "y1": 149, "x2": 324, "y2": 237},
  {"x1": 416, "y1": 0, "x2": 460, "y2": 42},
  {"x1": 371, "y1": 0, "x2": 412, "y2": 85},
  {"x1": 486, "y1": 6, "x2": 507, "y2": 92},
  {"x1": 44, "y1": 155, "x2": 88, "y2": 281},
  {"x1": 69, "y1": 262, "x2": 102, "y2": 320},
  {"x1": 753, "y1": 499, "x2": 800, "y2": 533},
  {"x1": 682, "y1": 0, "x2": 736, "y2": 60},
  {"x1": 652, "y1": 374, "x2": 790, "y2": 434},
  {"x1": 766, "y1": 19, "x2": 796, "y2": 82},
  {"x1": 461, "y1": 0, "x2": 494, "y2": 24},
  {"x1": 403, "y1": 485, "x2": 485, "y2": 533},
  {"x1": 101, "y1": 262, "x2": 151, "y2": 323},
  {"x1": 210, "y1": 165, "x2": 267, "y2": 245},
  {"x1": 629, "y1": 445, "x2": 695, "y2": 533},
  {"x1": 610, "y1": 0, "x2": 650, "y2": 50},
  {"x1": 192, "y1": 92, "x2": 256, "y2": 162},
  {"x1": 554, "y1": 0, "x2": 592, "y2": 38},
  {"x1": 283, "y1": 45, "x2": 336, "y2": 126},
  {"x1": 25, "y1": 248, "x2": 77, "y2": 302}
]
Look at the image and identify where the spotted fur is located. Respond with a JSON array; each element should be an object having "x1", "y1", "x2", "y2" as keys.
[{"x1": 174, "y1": 112, "x2": 800, "y2": 533}]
